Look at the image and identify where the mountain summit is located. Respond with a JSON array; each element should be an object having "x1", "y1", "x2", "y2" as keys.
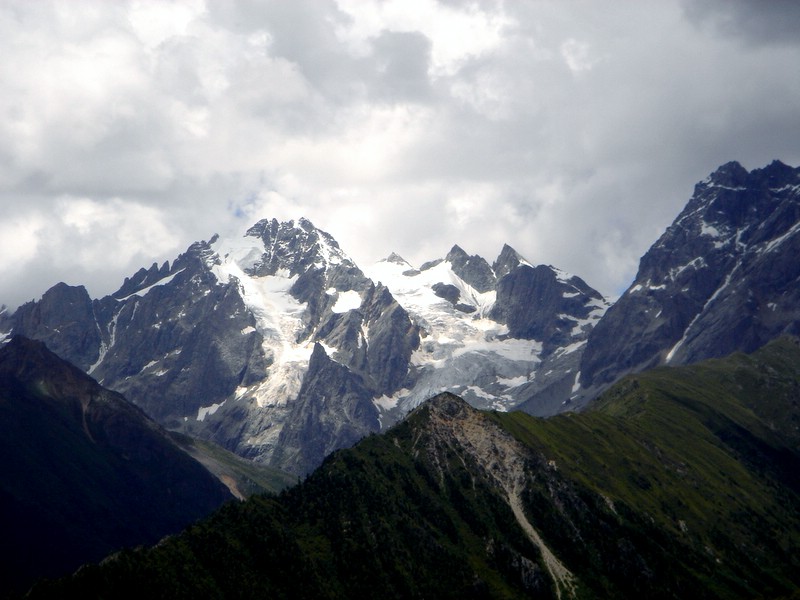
[{"x1": 577, "y1": 160, "x2": 800, "y2": 400}]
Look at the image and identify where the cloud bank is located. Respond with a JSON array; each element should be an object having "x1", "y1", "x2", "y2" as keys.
[{"x1": 1, "y1": 0, "x2": 799, "y2": 309}]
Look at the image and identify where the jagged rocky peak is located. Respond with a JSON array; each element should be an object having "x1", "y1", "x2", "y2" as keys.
[
  {"x1": 492, "y1": 244, "x2": 528, "y2": 279},
  {"x1": 690, "y1": 159, "x2": 800, "y2": 231},
  {"x1": 383, "y1": 252, "x2": 410, "y2": 266},
  {"x1": 445, "y1": 244, "x2": 497, "y2": 293},
  {"x1": 701, "y1": 160, "x2": 749, "y2": 188},
  {"x1": 114, "y1": 261, "x2": 172, "y2": 299},
  {"x1": 9, "y1": 283, "x2": 100, "y2": 371},
  {"x1": 699, "y1": 159, "x2": 796, "y2": 191},
  {"x1": 757, "y1": 159, "x2": 798, "y2": 186},
  {"x1": 579, "y1": 159, "x2": 800, "y2": 396},
  {"x1": 173, "y1": 237, "x2": 221, "y2": 275},
  {"x1": 242, "y1": 217, "x2": 356, "y2": 279}
]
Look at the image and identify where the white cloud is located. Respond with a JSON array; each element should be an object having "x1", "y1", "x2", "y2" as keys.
[
  {"x1": 128, "y1": 0, "x2": 205, "y2": 50},
  {"x1": 334, "y1": 0, "x2": 509, "y2": 77},
  {"x1": 0, "y1": 214, "x2": 44, "y2": 271},
  {"x1": 0, "y1": 0, "x2": 799, "y2": 309},
  {"x1": 560, "y1": 38, "x2": 599, "y2": 73},
  {"x1": 54, "y1": 197, "x2": 177, "y2": 268}
]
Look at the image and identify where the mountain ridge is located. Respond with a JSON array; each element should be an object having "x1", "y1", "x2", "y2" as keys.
[
  {"x1": 27, "y1": 336, "x2": 800, "y2": 599},
  {"x1": 0, "y1": 335, "x2": 234, "y2": 597},
  {"x1": 576, "y1": 159, "x2": 800, "y2": 403}
]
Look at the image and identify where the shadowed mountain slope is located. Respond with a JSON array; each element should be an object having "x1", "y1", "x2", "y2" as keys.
[{"x1": 0, "y1": 336, "x2": 233, "y2": 597}]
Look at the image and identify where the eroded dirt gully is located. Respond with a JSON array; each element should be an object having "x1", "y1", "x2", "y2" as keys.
[{"x1": 414, "y1": 397, "x2": 577, "y2": 599}]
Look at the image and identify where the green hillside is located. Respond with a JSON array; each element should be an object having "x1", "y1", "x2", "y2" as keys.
[
  {"x1": 28, "y1": 338, "x2": 800, "y2": 599},
  {"x1": 493, "y1": 336, "x2": 800, "y2": 598},
  {"x1": 169, "y1": 432, "x2": 297, "y2": 498}
]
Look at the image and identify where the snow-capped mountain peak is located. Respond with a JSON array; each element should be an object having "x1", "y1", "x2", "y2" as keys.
[
  {"x1": 240, "y1": 217, "x2": 358, "y2": 278},
  {"x1": 366, "y1": 243, "x2": 609, "y2": 419},
  {"x1": 2, "y1": 215, "x2": 609, "y2": 472}
]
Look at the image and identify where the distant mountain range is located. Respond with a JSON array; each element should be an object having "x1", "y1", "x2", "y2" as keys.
[
  {"x1": 27, "y1": 337, "x2": 800, "y2": 598},
  {"x1": 0, "y1": 215, "x2": 609, "y2": 475},
  {"x1": 4, "y1": 159, "x2": 800, "y2": 598},
  {"x1": 2, "y1": 159, "x2": 799, "y2": 479}
]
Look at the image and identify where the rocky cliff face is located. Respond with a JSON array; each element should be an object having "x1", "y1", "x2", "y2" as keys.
[
  {"x1": 489, "y1": 264, "x2": 606, "y2": 350},
  {"x1": 445, "y1": 244, "x2": 497, "y2": 293},
  {"x1": 10, "y1": 283, "x2": 101, "y2": 372},
  {"x1": 270, "y1": 343, "x2": 380, "y2": 476},
  {"x1": 578, "y1": 160, "x2": 800, "y2": 401},
  {"x1": 89, "y1": 240, "x2": 268, "y2": 428}
]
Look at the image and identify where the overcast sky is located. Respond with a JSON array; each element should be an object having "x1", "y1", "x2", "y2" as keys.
[{"x1": 1, "y1": 0, "x2": 799, "y2": 310}]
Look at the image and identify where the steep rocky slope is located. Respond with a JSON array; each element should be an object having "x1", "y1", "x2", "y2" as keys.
[{"x1": 577, "y1": 160, "x2": 800, "y2": 404}]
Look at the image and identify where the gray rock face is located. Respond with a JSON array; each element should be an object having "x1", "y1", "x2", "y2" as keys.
[
  {"x1": 431, "y1": 282, "x2": 461, "y2": 304},
  {"x1": 114, "y1": 261, "x2": 171, "y2": 298},
  {"x1": 490, "y1": 264, "x2": 605, "y2": 353},
  {"x1": 359, "y1": 283, "x2": 420, "y2": 392},
  {"x1": 89, "y1": 240, "x2": 269, "y2": 429},
  {"x1": 271, "y1": 343, "x2": 379, "y2": 476},
  {"x1": 579, "y1": 160, "x2": 800, "y2": 395},
  {"x1": 445, "y1": 245, "x2": 497, "y2": 293},
  {"x1": 9, "y1": 283, "x2": 101, "y2": 371},
  {"x1": 492, "y1": 244, "x2": 526, "y2": 279}
]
